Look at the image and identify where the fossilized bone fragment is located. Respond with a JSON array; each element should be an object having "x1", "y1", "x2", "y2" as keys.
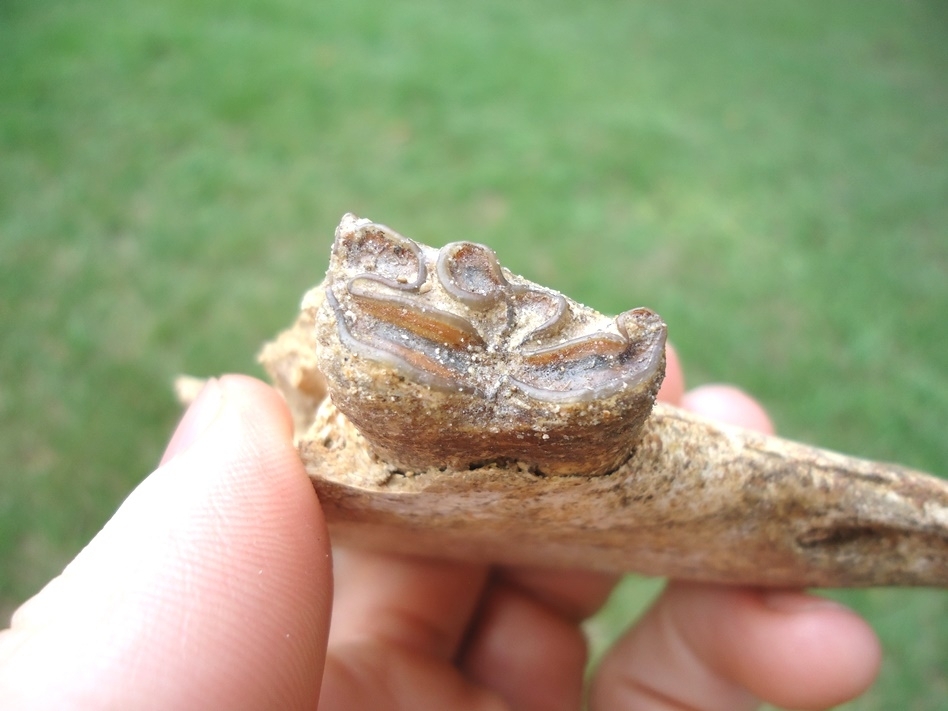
[{"x1": 258, "y1": 213, "x2": 948, "y2": 587}]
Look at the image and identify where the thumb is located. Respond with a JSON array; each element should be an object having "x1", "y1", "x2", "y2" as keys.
[{"x1": 0, "y1": 375, "x2": 332, "y2": 711}]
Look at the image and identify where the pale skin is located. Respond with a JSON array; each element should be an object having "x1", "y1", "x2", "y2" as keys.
[{"x1": 0, "y1": 346, "x2": 881, "y2": 710}]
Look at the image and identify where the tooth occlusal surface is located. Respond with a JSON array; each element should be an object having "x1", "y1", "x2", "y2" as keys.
[{"x1": 311, "y1": 213, "x2": 667, "y2": 476}]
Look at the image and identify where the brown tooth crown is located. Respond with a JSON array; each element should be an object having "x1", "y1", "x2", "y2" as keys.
[{"x1": 314, "y1": 213, "x2": 667, "y2": 476}]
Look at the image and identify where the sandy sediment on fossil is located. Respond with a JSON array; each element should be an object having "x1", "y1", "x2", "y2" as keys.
[{"x1": 258, "y1": 214, "x2": 948, "y2": 588}]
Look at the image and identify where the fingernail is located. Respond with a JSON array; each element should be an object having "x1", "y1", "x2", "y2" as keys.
[
  {"x1": 161, "y1": 378, "x2": 224, "y2": 464},
  {"x1": 762, "y1": 590, "x2": 845, "y2": 613}
]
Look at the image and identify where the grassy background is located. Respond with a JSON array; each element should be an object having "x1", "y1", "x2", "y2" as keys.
[{"x1": 2, "y1": 0, "x2": 946, "y2": 707}]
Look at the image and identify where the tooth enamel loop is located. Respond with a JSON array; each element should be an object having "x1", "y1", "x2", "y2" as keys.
[
  {"x1": 514, "y1": 323, "x2": 666, "y2": 402},
  {"x1": 347, "y1": 279, "x2": 485, "y2": 348},
  {"x1": 521, "y1": 333, "x2": 628, "y2": 364},
  {"x1": 509, "y1": 286, "x2": 570, "y2": 346},
  {"x1": 335, "y1": 221, "x2": 427, "y2": 290},
  {"x1": 325, "y1": 286, "x2": 463, "y2": 392},
  {"x1": 436, "y1": 241, "x2": 509, "y2": 307}
]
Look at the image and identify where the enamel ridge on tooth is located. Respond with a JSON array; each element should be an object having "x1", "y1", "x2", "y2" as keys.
[{"x1": 312, "y1": 213, "x2": 667, "y2": 476}]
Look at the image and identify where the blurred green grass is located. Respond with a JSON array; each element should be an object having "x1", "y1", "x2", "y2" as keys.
[{"x1": 2, "y1": 0, "x2": 946, "y2": 707}]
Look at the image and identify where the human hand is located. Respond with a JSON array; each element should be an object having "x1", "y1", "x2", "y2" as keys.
[{"x1": 0, "y1": 352, "x2": 881, "y2": 710}]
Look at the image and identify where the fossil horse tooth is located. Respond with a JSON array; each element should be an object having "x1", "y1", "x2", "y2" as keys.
[
  {"x1": 258, "y1": 213, "x2": 948, "y2": 587},
  {"x1": 314, "y1": 213, "x2": 667, "y2": 477}
]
